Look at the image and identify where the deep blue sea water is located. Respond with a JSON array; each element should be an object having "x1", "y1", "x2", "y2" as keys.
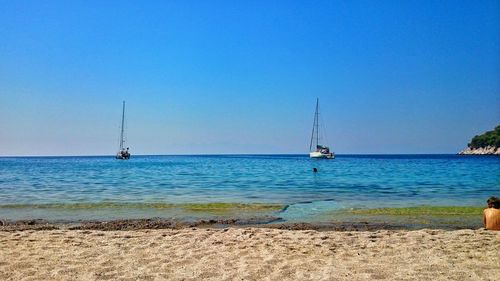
[{"x1": 0, "y1": 155, "x2": 498, "y2": 222}]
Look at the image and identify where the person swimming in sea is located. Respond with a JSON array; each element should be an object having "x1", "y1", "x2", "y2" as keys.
[{"x1": 483, "y1": 196, "x2": 500, "y2": 231}]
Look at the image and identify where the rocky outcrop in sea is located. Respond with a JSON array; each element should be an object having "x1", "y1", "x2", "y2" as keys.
[{"x1": 458, "y1": 145, "x2": 500, "y2": 155}]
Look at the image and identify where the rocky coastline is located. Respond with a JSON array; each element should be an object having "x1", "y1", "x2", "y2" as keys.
[
  {"x1": 458, "y1": 145, "x2": 500, "y2": 155},
  {"x1": 459, "y1": 125, "x2": 500, "y2": 155}
]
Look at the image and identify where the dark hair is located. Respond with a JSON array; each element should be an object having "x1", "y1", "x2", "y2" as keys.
[{"x1": 487, "y1": 196, "x2": 500, "y2": 208}]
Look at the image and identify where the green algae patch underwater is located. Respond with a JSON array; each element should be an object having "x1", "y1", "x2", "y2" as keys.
[
  {"x1": 0, "y1": 202, "x2": 286, "y2": 214},
  {"x1": 348, "y1": 206, "x2": 483, "y2": 216},
  {"x1": 0, "y1": 202, "x2": 287, "y2": 221},
  {"x1": 337, "y1": 206, "x2": 484, "y2": 229},
  {"x1": 179, "y1": 203, "x2": 286, "y2": 215},
  {"x1": 0, "y1": 202, "x2": 178, "y2": 209}
]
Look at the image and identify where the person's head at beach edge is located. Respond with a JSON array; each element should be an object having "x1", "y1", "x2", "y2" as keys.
[{"x1": 486, "y1": 196, "x2": 500, "y2": 209}]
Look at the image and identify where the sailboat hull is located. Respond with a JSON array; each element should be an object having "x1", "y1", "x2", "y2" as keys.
[
  {"x1": 309, "y1": 151, "x2": 335, "y2": 159},
  {"x1": 116, "y1": 153, "x2": 130, "y2": 160}
]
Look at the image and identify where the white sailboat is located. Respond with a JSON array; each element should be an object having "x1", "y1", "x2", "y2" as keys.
[
  {"x1": 116, "y1": 101, "x2": 130, "y2": 160},
  {"x1": 309, "y1": 98, "x2": 334, "y2": 159}
]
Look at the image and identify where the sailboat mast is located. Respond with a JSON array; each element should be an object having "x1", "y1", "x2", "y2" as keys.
[
  {"x1": 119, "y1": 101, "x2": 125, "y2": 150},
  {"x1": 309, "y1": 98, "x2": 319, "y2": 151},
  {"x1": 315, "y1": 98, "x2": 319, "y2": 148}
]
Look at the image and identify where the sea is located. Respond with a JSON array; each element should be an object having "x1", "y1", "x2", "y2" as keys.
[{"x1": 0, "y1": 155, "x2": 498, "y2": 225}]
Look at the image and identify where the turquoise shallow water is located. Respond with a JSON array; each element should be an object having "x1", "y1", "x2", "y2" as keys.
[{"x1": 0, "y1": 155, "x2": 498, "y2": 222}]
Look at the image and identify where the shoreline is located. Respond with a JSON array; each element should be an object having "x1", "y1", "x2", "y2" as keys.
[{"x1": 0, "y1": 216, "x2": 484, "y2": 232}]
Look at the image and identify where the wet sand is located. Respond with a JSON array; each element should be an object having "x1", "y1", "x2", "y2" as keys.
[{"x1": 1, "y1": 227, "x2": 499, "y2": 281}]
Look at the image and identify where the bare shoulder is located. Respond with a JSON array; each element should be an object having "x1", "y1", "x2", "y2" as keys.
[{"x1": 484, "y1": 208, "x2": 500, "y2": 215}]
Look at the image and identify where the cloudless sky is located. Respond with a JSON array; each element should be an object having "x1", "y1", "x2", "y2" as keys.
[{"x1": 0, "y1": 0, "x2": 498, "y2": 156}]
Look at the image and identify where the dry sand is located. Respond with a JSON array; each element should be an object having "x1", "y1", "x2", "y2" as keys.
[{"x1": 1, "y1": 228, "x2": 499, "y2": 281}]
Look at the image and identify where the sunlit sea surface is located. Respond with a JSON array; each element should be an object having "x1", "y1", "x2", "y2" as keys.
[{"x1": 0, "y1": 155, "x2": 498, "y2": 224}]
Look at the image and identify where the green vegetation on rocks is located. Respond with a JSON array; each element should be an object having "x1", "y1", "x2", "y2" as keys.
[{"x1": 468, "y1": 125, "x2": 500, "y2": 149}]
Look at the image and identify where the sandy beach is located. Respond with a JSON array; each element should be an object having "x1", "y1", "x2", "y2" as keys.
[{"x1": 1, "y1": 227, "x2": 499, "y2": 281}]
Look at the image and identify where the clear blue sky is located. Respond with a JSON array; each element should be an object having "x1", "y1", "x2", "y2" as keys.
[{"x1": 0, "y1": 0, "x2": 498, "y2": 155}]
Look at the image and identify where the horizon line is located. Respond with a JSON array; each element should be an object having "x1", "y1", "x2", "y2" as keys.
[{"x1": 0, "y1": 153, "x2": 473, "y2": 158}]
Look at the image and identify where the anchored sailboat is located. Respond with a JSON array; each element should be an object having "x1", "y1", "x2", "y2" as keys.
[
  {"x1": 309, "y1": 98, "x2": 334, "y2": 159},
  {"x1": 116, "y1": 101, "x2": 130, "y2": 160}
]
